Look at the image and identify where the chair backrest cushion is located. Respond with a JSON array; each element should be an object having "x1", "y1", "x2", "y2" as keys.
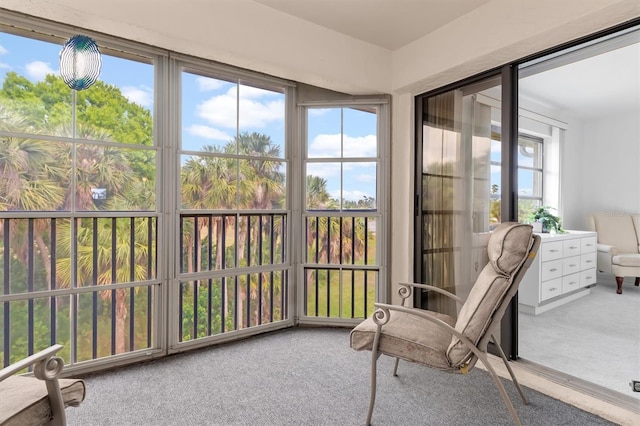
[
  {"x1": 447, "y1": 222, "x2": 533, "y2": 367},
  {"x1": 592, "y1": 213, "x2": 638, "y2": 254}
]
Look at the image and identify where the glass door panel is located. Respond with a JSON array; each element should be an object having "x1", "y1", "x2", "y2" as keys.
[{"x1": 418, "y1": 77, "x2": 501, "y2": 315}]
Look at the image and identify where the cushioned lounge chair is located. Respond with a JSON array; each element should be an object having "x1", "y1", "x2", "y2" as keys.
[{"x1": 351, "y1": 222, "x2": 540, "y2": 426}]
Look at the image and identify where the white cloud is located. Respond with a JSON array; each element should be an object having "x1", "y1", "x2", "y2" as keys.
[
  {"x1": 121, "y1": 86, "x2": 153, "y2": 107},
  {"x1": 0, "y1": 45, "x2": 7, "y2": 55},
  {"x1": 0, "y1": 63, "x2": 10, "y2": 70},
  {"x1": 196, "y1": 76, "x2": 225, "y2": 91},
  {"x1": 309, "y1": 134, "x2": 377, "y2": 158},
  {"x1": 327, "y1": 189, "x2": 373, "y2": 203},
  {"x1": 307, "y1": 162, "x2": 340, "y2": 179},
  {"x1": 187, "y1": 124, "x2": 231, "y2": 141},
  {"x1": 342, "y1": 189, "x2": 371, "y2": 202},
  {"x1": 26, "y1": 61, "x2": 56, "y2": 80},
  {"x1": 354, "y1": 173, "x2": 376, "y2": 183},
  {"x1": 196, "y1": 85, "x2": 284, "y2": 129}
]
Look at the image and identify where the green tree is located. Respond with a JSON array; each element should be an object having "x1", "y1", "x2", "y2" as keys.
[
  {"x1": 0, "y1": 71, "x2": 156, "y2": 358},
  {"x1": 0, "y1": 71, "x2": 154, "y2": 180}
]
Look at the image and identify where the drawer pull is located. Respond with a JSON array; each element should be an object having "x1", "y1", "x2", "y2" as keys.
[
  {"x1": 585, "y1": 243, "x2": 593, "y2": 246},
  {"x1": 549, "y1": 249, "x2": 559, "y2": 253},
  {"x1": 549, "y1": 287, "x2": 558, "y2": 292},
  {"x1": 569, "y1": 281, "x2": 576, "y2": 285},
  {"x1": 570, "y1": 246, "x2": 577, "y2": 249},
  {"x1": 586, "y1": 276, "x2": 592, "y2": 280},
  {"x1": 569, "y1": 264, "x2": 577, "y2": 267},
  {"x1": 549, "y1": 268, "x2": 558, "y2": 272},
  {"x1": 585, "y1": 260, "x2": 592, "y2": 263}
]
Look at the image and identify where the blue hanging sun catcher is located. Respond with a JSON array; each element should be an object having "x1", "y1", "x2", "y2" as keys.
[{"x1": 59, "y1": 35, "x2": 102, "y2": 90}]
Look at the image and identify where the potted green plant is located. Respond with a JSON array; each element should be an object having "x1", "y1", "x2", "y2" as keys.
[{"x1": 529, "y1": 206, "x2": 565, "y2": 234}]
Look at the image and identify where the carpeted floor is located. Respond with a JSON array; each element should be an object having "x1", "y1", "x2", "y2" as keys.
[
  {"x1": 66, "y1": 328, "x2": 616, "y2": 425},
  {"x1": 519, "y1": 275, "x2": 640, "y2": 399}
]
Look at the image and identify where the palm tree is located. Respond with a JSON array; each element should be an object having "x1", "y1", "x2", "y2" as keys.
[
  {"x1": 54, "y1": 216, "x2": 155, "y2": 354},
  {"x1": 49, "y1": 124, "x2": 141, "y2": 355},
  {"x1": 180, "y1": 132, "x2": 287, "y2": 329},
  {"x1": 0, "y1": 104, "x2": 66, "y2": 290},
  {"x1": 235, "y1": 132, "x2": 285, "y2": 326}
]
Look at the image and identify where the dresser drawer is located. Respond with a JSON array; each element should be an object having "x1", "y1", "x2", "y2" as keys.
[
  {"x1": 541, "y1": 259, "x2": 562, "y2": 282},
  {"x1": 562, "y1": 273, "x2": 580, "y2": 294},
  {"x1": 581, "y1": 237, "x2": 597, "y2": 253},
  {"x1": 541, "y1": 241, "x2": 563, "y2": 261},
  {"x1": 580, "y1": 268, "x2": 597, "y2": 287},
  {"x1": 541, "y1": 278, "x2": 562, "y2": 301},
  {"x1": 563, "y1": 240, "x2": 581, "y2": 257},
  {"x1": 580, "y1": 252, "x2": 596, "y2": 270},
  {"x1": 562, "y1": 256, "x2": 580, "y2": 275}
]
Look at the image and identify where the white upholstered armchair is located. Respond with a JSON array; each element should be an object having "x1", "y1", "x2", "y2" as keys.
[{"x1": 587, "y1": 212, "x2": 640, "y2": 294}]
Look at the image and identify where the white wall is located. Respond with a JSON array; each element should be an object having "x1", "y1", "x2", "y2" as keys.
[
  {"x1": 558, "y1": 116, "x2": 587, "y2": 229},
  {"x1": 563, "y1": 110, "x2": 640, "y2": 229}
]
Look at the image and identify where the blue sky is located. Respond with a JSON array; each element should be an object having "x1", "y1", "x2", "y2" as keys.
[{"x1": 0, "y1": 31, "x2": 379, "y2": 206}]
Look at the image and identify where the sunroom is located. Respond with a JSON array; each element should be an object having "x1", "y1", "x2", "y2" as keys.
[{"x1": 1, "y1": 1, "x2": 639, "y2": 424}]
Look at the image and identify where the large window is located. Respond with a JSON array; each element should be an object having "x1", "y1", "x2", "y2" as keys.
[
  {"x1": 490, "y1": 132, "x2": 544, "y2": 223},
  {"x1": 301, "y1": 105, "x2": 385, "y2": 322},
  {"x1": 0, "y1": 12, "x2": 390, "y2": 371},
  {"x1": 176, "y1": 68, "x2": 291, "y2": 344},
  {"x1": 0, "y1": 27, "x2": 158, "y2": 366}
]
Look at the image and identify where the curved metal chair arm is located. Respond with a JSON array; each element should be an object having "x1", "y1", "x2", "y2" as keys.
[
  {"x1": 0, "y1": 344, "x2": 67, "y2": 426},
  {"x1": 0, "y1": 344, "x2": 64, "y2": 381},
  {"x1": 372, "y1": 303, "x2": 522, "y2": 426},
  {"x1": 374, "y1": 303, "x2": 476, "y2": 356},
  {"x1": 397, "y1": 282, "x2": 465, "y2": 307}
]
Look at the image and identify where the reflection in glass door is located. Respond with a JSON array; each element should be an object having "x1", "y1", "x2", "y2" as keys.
[{"x1": 416, "y1": 76, "x2": 502, "y2": 315}]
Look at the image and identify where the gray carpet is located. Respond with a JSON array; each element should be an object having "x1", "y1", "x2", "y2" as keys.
[
  {"x1": 519, "y1": 275, "x2": 640, "y2": 399},
  {"x1": 66, "y1": 328, "x2": 615, "y2": 425}
]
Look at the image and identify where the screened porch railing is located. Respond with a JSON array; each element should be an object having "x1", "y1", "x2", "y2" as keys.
[
  {"x1": 1, "y1": 215, "x2": 158, "y2": 368},
  {"x1": 303, "y1": 215, "x2": 377, "y2": 320},
  {"x1": 177, "y1": 213, "x2": 289, "y2": 343}
]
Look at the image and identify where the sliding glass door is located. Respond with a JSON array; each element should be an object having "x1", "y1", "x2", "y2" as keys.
[{"x1": 415, "y1": 69, "x2": 521, "y2": 356}]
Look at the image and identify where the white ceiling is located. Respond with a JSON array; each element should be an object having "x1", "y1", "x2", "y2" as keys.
[
  {"x1": 253, "y1": 0, "x2": 491, "y2": 50},
  {"x1": 520, "y1": 40, "x2": 639, "y2": 120},
  {"x1": 254, "y1": 0, "x2": 638, "y2": 119}
]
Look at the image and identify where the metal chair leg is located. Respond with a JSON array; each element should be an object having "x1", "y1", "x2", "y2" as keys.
[
  {"x1": 392, "y1": 358, "x2": 400, "y2": 376},
  {"x1": 366, "y1": 330, "x2": 384, "y2": 425},
  {"x1": 478, "y1": 351, "x2": 522, "y2": 426},
  {"x1": 492, "y1": 335, "x2": 528, "y2": 405}
]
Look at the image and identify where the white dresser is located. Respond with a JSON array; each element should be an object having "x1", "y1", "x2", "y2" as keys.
[{"x1": 519, "y1": 230, "x2": 597, "y2": 315}]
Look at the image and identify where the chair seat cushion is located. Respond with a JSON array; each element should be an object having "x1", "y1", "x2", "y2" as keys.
[
  {"x1": 0, "y1": 375, "x2": 86, "y2": 425},
  {"x1": 612, "y1": 253, "x2": 640, "y2": 267},
  {"x1": 350, "y1": 310, "x2": 456, "y2": 371}
]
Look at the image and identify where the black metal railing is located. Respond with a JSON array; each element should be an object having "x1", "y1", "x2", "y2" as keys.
[
  {"x1": 178, "y1": 213, "x2": 289, "y2": 343},
  {"x1": 1, "y1": 216, "x2": 158, "y2": 368},
  {"x1": 303, "y1": 215, "x2": 377, "y2": 319}
]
